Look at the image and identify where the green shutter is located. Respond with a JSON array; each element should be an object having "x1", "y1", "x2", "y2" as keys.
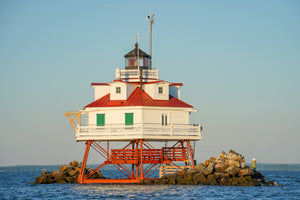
[
  {"x1": 97, "y1": 114, "x2": 105, "y2": 126},
  {"x1": 125, "y1": 113, "x2": 133, "y2": 125}
]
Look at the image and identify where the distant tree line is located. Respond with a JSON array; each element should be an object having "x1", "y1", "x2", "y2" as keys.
[
  {"x1": 256, "y1": 164, "x2": 300, "y2": 171},
  {"x1": 1, "y1": 163, "x2": 300, "y2": 172}
]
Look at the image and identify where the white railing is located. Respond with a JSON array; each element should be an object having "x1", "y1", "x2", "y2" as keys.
[
  {"x1": 76, "y1": 123, "x2": 201, "y2": 138},
  {"x1": 118, "y1": 68, "x2": 159, "y2": 81},
  {"x1": 159, "y1": 166, "x2": 192, "y2": 178}
]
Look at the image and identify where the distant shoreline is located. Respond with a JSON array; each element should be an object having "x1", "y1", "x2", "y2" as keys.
[{"x1": 1, "y1": 163, "x2": 300, "y2": 172}]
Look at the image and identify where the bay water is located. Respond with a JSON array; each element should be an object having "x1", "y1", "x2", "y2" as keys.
[{"x1": 0, "y1": 166, "x2": 299, "y2": 199}]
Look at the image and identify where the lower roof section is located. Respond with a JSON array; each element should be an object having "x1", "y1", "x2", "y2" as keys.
[{"x1": 85, "y1": 87, "x2": 193, "y2": 108}]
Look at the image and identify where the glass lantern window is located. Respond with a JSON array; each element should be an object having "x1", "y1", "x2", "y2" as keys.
[{"x1": 126, "y1": 58, "x2": 148, "y2": 67}]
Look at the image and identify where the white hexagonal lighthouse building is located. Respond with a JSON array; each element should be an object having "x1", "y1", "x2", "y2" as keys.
[{"x1": 66, "y1": 31, "x2": 201, "y2": 184}]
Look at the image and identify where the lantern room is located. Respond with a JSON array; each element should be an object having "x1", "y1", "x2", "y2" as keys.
[{"x1": 125, "y1": 43, "x2": 151, "y2": 70}]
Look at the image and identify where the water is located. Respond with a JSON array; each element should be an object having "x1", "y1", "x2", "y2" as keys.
[{"x1": 0, "y1": 168, "x2": 299, "y2": 199}]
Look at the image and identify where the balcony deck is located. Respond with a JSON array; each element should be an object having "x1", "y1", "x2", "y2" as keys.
[
  {"x1": 75, "y1": 123, "x2": 201, "y2": 141},
  {"x1": 118, "y1": 68, "x2": 159, "y2": 82}
]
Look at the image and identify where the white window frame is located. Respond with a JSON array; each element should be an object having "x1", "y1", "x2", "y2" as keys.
[
  {"x1": 116, "y1": 87, "x2": 121, "y2": 94},
  {"x1": 158, "y1": 87, "x2": 163, "y2": 94},
  {"x1": 161, "y1": 114, "x2": 168, "y2": 126}
]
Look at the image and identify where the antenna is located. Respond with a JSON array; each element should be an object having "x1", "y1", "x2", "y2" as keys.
[
  {"x1": 130, "y1": 29, "x2": 146, "y2": 91},
  {"x1": 146, "y1": 12, "x2": 154, "y2": 70}
]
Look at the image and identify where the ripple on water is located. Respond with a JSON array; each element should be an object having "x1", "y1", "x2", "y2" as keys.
[{"x1": 0, "y1": 170, "x2": 300, "y2": 199}]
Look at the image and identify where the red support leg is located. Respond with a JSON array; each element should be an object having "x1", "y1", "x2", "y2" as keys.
[
  {"x1": 140, "y1": 139, "x2": 144, "y2": 181},
  {"x1": 186, "y1": 140, "x2": 195, "y2": 169},
  {"x1": 131, "y1": 142, "x2": 135, "y2": 178},
  {"x1": 135, "y1": 141, "x2": 139, "y2": 179},
  {"x1": 107, "y1": 141, "x2": 109, "y2": 159},
  {"x1": 78, "y1": 140, "x2": 92, "y2": 184}
]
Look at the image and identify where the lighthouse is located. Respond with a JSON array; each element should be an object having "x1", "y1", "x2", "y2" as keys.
[{"x1": 65, "y1": 22, "x2": 202, "y2": 184}]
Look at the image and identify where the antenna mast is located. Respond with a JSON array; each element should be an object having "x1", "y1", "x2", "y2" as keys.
[{"x1": 147, "y1": 13, "x2": 154, "y2": 70}]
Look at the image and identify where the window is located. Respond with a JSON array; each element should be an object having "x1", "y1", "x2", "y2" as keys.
[
  {"x1": 116, "y1": 87, "x2": 121, "y2": 94},
  {"x1": 97, "y1": 114, "x2": 105, "y2": 126},
  {"x1": 125, "y1": 113, "x2": 134, "y2": 125},
  {"x1": 143, "y1": 58, "x2": 149, "y2": 67},
  {"x1": 162, "y1": 114, "x2": 168, "y2": 126},
  {"x1": 158, "y1": 87, "x2": 163, "y2": 94}
]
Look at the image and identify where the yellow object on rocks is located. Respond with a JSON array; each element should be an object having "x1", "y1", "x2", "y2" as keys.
[{"x1": 252, "y1": 158, "x2": 256, "y2": 170}]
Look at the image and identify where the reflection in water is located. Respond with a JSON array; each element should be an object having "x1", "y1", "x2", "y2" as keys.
[{"x1": 71, "y1": 184, "x2": 206, "y2": 199}]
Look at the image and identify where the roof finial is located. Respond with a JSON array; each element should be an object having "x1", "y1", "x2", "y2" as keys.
[{"x1": 131, "y1": 28, "x2": 145, "y2": 50}]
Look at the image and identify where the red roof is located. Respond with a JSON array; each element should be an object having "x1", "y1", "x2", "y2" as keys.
[
  {"x1": 91, "y1": 83, "x2": 109, "y2": 86},
  {"x1": 85, "y1": 87, "x2": 193, "y2": 108},
  {"x1": 170, "y1": 83, "x2": 183, "y2": 87}
]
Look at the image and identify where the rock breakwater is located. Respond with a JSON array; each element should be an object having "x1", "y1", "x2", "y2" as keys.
[
  {"x1": 146, "y1": 150, "x2": 276, "y2": 186},
  {"x1": 34, "y1": 151, "x2": 276, "y2": 186},
  {"x1": 35, "y1": 161, "x2": 104, "y2": 184}
]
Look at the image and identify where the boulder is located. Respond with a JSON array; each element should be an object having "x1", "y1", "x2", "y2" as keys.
[
  {"x1": 220, "y1": 177, "x2": 231, "y2": 186},
  {"x1": 214, "y1": 173, "x2": 224, "y2": 179},
  {"x1": 53, "y1": 171, "x2": 66, "y2": 182},
  {"x1": 229, "y1": 177, "x2": 239, "y2": 185},
  {"x1": 72, "y1": 160, "x2": 79, "y2": 167},
  {"x1": 225, "y1": 165, "x2": 240, "y2": 176},
  {"x1": 194, "y1": 163, "x2": 204, "y2": 173},
  {"x1": 227, "y1": 160, "x2": 240, "y2": 168},
  {"x1": 252, "y1": 170, "x2": 264, "y2": 179},
  {"x1": 144, "y1": 179, "x2": 159, "y2": 185},
  {"x1": 217, "y1": 151, "x2": 226, "y2": 160},
  {"x1": 238, "y1": 176, "x2": 248, "y2": 184},
  {"x1": 159, "y1": 174, "x2": 176, "y2": 184},
  {"x1": 35, "y1": 176, "x2": 45, "y2": 184},
  {"x1": 203, "y1": 160, "x2": 210, "y2": 167},
  {"x1": 244, "y1": 175, "x2": 252, "y2": 182},
  {"x1": 239, "y1": 168, "x2": 252, "y2": 177},
  {"x1": 266, "y1": 181, "x2": 276, "y2": 186},
  {"x1": 206, "y1": 174, "x2": 217, "y2": 185},
  {"x1": 95, "y1": 170, "x2": 104, "y2": 179},
  {"x1": 181, "y1": 172, "x2": 194, "y2": 185},
  {"x1": 56, "y1": 179, "x2": 67, "y2": 184},
  {"x1": 203, "y1": 163, "x2": 215, "y2": 176},
  {"x1": 227, "y1": 150, "x2": 244, "y2": 161},
  {"x1": 68, "y1": 169, "x2": 79, "y2": 177},
  {"x1": 193, "y1": 173, "x2": 206, "y2": 185},
  {"x1": 214, "y1": 162, "x2": 228, "y2": 173},
  {"x1": 59, "y1": 164, "x2": 68, "y2": 171},
  {"x1": 210, "y1": 157, "x2": 217, "y2": 163},
  {"x1": 240, "y1": 160, "x2": 246, "y2": 169},
  {"x1": 158, "y1": 175, "x2": 170, "y2": 184},
  {"x1": 50, "y1": 170, "x2": 59, "y2": 176}
]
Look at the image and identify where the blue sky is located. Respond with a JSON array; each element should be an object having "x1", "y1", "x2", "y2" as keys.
[{"x1": 0, "y1": 0, "x2": 299, "y2": 166}]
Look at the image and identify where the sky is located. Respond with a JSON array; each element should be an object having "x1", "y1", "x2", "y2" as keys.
[{"x1": 0, "y1": 0, "x2": 299, "y2": 166}]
